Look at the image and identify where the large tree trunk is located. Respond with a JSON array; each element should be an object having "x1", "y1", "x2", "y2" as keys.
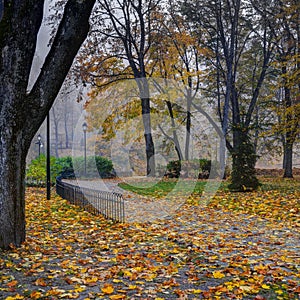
[
  {"x1": 0, "y1": 0, "x2": 96, "y2": 249},
  {"x1": 0, "y1": 131, "x2": 30, "y2": 248}
]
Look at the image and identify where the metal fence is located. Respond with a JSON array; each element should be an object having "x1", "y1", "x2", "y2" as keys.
[{"x1": 56, "y1": 178, "x2": 125, "y2": 222}]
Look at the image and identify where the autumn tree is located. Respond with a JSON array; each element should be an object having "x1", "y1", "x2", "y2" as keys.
[
  {"x1": 183, "y1": 0, "x2": 276, "y2": 191},
  {"x1": 271, "y1": 0, "x2": 300, "y2": 177},
  {"x1": 0, "y1": 0, "x2": 95, "y2": 249},
  {"x1": 149, "y1": 0, "x2": 205, "y2": 161},
  {"x1": 77, "y1": 0, "x2": 163, "y2": 176}
]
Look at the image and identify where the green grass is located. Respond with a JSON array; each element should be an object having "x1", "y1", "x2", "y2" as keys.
[
  {"x1": 118, "y1": 179, "x2": 222, "y2": 198},
  {"x1": 118, "y1": 176, "x2": 300, "y2": 198}
]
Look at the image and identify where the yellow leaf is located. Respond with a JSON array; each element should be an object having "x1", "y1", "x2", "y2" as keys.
[
  {"x1": 212, "y1": 271, "x2": 225, "y2": 279},
  {"x1": 123, "y1": 270, "x2": 132, "y2": 277},
  {"x1": 128, "y1": 285, "x2": 137, "y2": 290},
  {"x1": 74, "y1": 285, "x2": 86, "y2": 293},
  {"x1": 109, "y1": 295, "x2": 125, "y2": 300},
  {"x1": 101, "y1": 284, "x2": 114, "y2": 294},
  {"x1": 262, "y1": 284, "x2": 270, "y2": 289},
  {"x1": 5, "y1": 296, "x2": 24, "y2": 300}
]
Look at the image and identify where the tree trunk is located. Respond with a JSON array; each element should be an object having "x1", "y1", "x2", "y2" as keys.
[
  {"x1": 185, "y1": 110, "x2": 192, "y2": 161},
  {"x1": 0, "y1": 131, "x2": 29, "y2": 249},
  {"x1": 0, "y1": 0, "x2": 96, "y2": 249},
  {"x1": 141, "y1": 97, "x2": 155, "y2": 176},
  {"x1": 64, "y1": 115, "x2": 69, "y2": 149},
  {"x1": 52, "y1": 109, "x2": 60, "y2": 158},
  {"x1": 283, "y1": 143, "x2": 293, "y2": 178},
  {"x1": 165, "y1": 100, "x2": 183, "y2": 161},
  {"x1": 282, "y1": 65, "x2": 294, "y2": 178}
]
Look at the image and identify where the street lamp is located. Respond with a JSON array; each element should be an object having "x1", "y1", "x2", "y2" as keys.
[
  {"x1": 82, "y1": 122, "x2": 87, "y2": 176},
  {"x1": 35, "y1": 134, "x2": 43, "y2": 156}
]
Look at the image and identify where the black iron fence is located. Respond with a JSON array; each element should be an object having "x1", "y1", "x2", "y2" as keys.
[{"x1": 56, "y1": 177, "x2": 125, "y2": 222}]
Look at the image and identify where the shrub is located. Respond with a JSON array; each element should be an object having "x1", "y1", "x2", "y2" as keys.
[
  {"x1": 55, "y1": 156, "x2": 74, "y2": 178},
  {"x1": 228, "y1": 132, "x2": 260, "y2": 192},
  {"x1": 165, "y1": 159, "x2": 213, "y2": 178},
  {"x1": 64, "y1": 156, "x2": 115, "y2": 179},
  {"x1": 26, "y1": 154, "x2": 63, "y2": 186},
  {"x1": 166, "y1": 160, "x2": 182, "y2": 178},
  {"x1": 26, "y1": 155, "x2": 115, "y2": 185}
]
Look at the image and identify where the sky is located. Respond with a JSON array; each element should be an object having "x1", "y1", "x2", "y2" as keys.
[{"x1": 28, "y1": 1, "x2": 52, "y2": 90}]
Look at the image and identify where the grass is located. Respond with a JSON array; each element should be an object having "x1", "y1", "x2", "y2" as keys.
[
  {"x1": 118, "y1": 175, "x2": 300, "y2": 198},
  {"x1": 118, "y1": 179, "x2": 211, "y2": 198}
]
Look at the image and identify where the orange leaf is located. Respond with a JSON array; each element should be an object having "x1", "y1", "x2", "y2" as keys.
[
  {"x1": 102, "y1": 284, "x2": 114, "y2": 294},
  {"x1": 7, "y1": 280, "x2": 18, "y2": 287},
  {"x1": 35, "y1": 278, "x2": 47, "y2": 287},
  {"x1": 109, "y1": 295, "x2": 126, "y2": 300}
]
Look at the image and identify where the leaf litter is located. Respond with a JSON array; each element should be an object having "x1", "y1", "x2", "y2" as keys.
[{"x1": 0, "y1": 179, "x2": 299, "y2": 299}]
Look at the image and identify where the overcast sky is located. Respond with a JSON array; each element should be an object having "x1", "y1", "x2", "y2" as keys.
[{"x1": 28, "y1": 1, "x2": 52, "y2": 90}]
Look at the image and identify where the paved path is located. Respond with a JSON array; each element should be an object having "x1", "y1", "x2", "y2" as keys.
[{"x1": 62, "y1": 178, "x2": 186, "y2": 223}]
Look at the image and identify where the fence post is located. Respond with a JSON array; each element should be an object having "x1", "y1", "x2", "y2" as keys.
[{"x1": 56, "y1": 178, "x2": 125, "y2": 222}]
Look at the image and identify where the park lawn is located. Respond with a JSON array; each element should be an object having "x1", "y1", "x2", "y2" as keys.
[
  {"x1": 119, "y1": 179, "x2": 209, "y2": 198},
  {"x1": 0, "y1": 178, "x2": 299, "y2": 299},
  {"x1": 121, "y1": 176, "x2": 300, "y2": 222}
]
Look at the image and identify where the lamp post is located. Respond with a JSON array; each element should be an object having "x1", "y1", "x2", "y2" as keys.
[
  {"x1": 82, "y1": 122, "x2": 87, "y2": 176},
  {"x1": 35, "y1": 134, "x2": 43, "y2": 157}
]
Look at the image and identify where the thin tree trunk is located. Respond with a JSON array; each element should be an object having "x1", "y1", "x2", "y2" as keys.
[
  {"x1": 185, "y1": 107, "x2": 192, "y2": 161},
  {"x1": 141, "y1": 97, "x2": 155, "y2": 176},
  {"x1": 283, "y1": 143, "x2": 293, "y2": 178},
  {"x1": 165, "y1": 100, "x2": 183, "y2": 161},
  {"x1": 282, "y1": 65, "x2": 294, "y2": 178},
  {"x1": 65, "y1": 117, "x2": 69, "y2": 149},
  {"x1": 52, "y1": 109, "x2": 59, "y2": 158}
]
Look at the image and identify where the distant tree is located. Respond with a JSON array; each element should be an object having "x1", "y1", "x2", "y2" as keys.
[
  {"x1": 77, "y1": 0, "x2": 163, "y2": 176},
  {"x1": 182, "y1": 0, "x2": 276, "y2": 191},
  {"x1": 150, "y1": 0, "x2": 205, "y2": 161},
  {"x1": 271, "y1": 0, "x2": 300, "y2": 177}
]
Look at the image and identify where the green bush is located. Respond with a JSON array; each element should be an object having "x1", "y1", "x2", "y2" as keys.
[
  {"x1": 66, "y1": 156, "x2": 114, "y2": 178},
  {"x1": 26, "y1": 155, "x2": 115, "y2": 185},
  {"x1": 26, "y1": 154, "x2": 63, "y2": 186},
  {"x1": 55, "y1": 156, "x2": 74, "y2": 178},
  {"x1": 165, "y1": 159, "x2": 213, "y2": 178},
  {"x1": 228, "y1": 132, "x2": 260, "y2": 192}
]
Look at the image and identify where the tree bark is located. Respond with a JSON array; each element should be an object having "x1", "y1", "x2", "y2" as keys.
[
  {"x1": 52, "y1": 109, "x2": 60, "y2": 158},
  {"x1": 141, "y1": 96, "x2": 155, "y2": 176},
  {"x1": 283, "y1": 142, "x2": 293, "y2": 178},
  {"x1": 0, "y1": 0, "x2": 96, "y2": 249},
  {"x1": 165, "y1": 100, "x2": 183, "y2": 161},
  {"x1": 282, "y1": 65, "x2": 294, "y2": 178},
  {"x1": 185, "y1": 97, "x2": 192, "y2": 161}
]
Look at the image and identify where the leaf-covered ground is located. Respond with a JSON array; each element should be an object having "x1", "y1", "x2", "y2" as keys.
[{"x1": 0, "y1": 178, "x2": 299, "y2": 299}]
